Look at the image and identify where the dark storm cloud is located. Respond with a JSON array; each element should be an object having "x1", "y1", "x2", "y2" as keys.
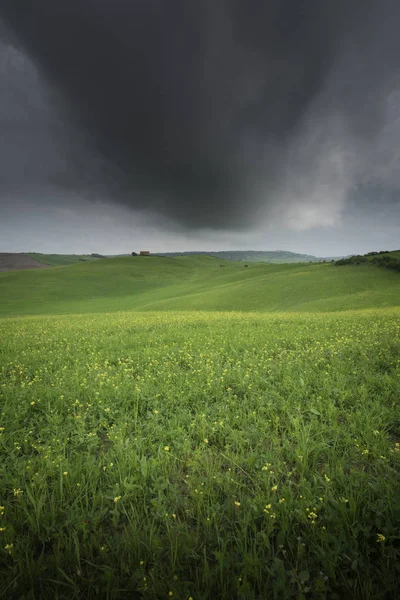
[{"x1": 1, "y1": 1, "x2": 400, "y2": 228}]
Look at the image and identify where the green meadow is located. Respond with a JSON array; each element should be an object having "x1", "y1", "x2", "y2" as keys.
[
  {"x1": 0, "y1": 257, "x2": 399, "y2": 598},
  {"x1": 1, "y1": 255, "x2": 400, "y2": 317}
]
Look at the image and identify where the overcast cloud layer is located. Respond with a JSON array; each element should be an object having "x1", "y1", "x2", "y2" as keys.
[{"x1": 0, "y1": 1, "x2": 399, "y2": 253}]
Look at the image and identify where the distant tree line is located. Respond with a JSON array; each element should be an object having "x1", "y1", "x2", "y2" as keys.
[
  {"x1": 335, "y1": 250, "x2": 400, "y2": 272},
  {"x1": 335, "y1": 255, "x2": 369, "y2": 266}
]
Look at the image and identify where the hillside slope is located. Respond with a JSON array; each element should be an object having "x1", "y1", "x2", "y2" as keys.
[
  {"x1": 0, "y1": 255, "x2": 399, "y2": 317},
  {"x1": 26, "y1": 253, "x2": 102, "y2": 266},
  {"x1": 156, "y1": 250, "x2": 329, "y2": 262},
  {"x1": 0, "y1": 253, "x2": 50, "y2": 271},
  {"x1": 335, "y1": 250, "x2": 400, "y2": 271}
]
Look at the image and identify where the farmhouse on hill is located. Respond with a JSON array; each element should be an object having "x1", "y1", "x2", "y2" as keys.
[{"x1": 140, "y1": 250, "x2": 150, "y2": 256}]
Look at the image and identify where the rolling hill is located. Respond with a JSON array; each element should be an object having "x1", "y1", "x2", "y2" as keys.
[
  {"x1": 155, "y1": 250, "x2": 337, "y2": 262},
  {"x1": 0, "y1": 254, "x2": 399, "y2": 317},
  {"x1": 26, "y1": 252, "x2": 103, "y2": 266},
  {"x1": 0, "y1": 250, "x2": 334, "y2": 270},
  {"x1": 335, "y1": 249, "x2": 400, "y2": 271},
  {"x1": 0, "y1": 252, "x2": 51, "y2": 271}
]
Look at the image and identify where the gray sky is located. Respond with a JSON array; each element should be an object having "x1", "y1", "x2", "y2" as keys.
[{"x1": 1, "y1": 2, "x2": 399, "y2": 256}]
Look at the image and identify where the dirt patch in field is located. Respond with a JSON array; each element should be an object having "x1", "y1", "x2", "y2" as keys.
[{"x1": 0, "y1": 253, "x2": 50, "y2": 272}]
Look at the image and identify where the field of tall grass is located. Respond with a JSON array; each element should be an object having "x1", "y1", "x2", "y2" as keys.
[{"x1": 1, "y1": 308, "x2": 399, "y2": 598}]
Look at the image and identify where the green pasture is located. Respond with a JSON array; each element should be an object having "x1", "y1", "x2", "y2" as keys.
[
  {"x1": 1, "y1": 255, "x2": 399, "y2": 317},
  {"x1": 0, "y1": 255, "x2": 399, "y2": 598}
]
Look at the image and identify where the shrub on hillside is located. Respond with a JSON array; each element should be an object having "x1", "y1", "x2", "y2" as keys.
[
  {"x1": 335, "y1": 256, "x2": 368, "y2": 266},
  {"x1": 373, "y1": 255, "x2": 400, "y2": 271},
  {"x1": 336, "y1": 252, "x2": 400, "y2": 272}
]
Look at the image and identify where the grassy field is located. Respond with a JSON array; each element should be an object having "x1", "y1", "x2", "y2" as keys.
[
  {"x1": 0, "y1": 257, "x2": 399, "y2": 598},
  {"x1": 1, "y1": 255, "x2": 400, "y2": 317}
]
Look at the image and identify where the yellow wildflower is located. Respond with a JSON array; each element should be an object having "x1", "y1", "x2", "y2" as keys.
[
  {"x1": 113, "y1": 496, "x2": 121, "y2": 503},
  {"x1": 377, "y1": 533, "x2": 386, "y2": 543}
]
